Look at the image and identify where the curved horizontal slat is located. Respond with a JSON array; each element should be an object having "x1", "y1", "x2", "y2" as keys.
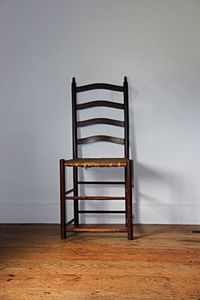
[
  {"x1": 77, "y1": 118, "x2": 124, "y2": 127},
  {"x1": 77, "y1": 135, "x2": 125, "y2": 145},
  {"x1": 77, "y1": 100, "x2": 124, "y2": 110},
  {"x1": 77, "y1": 83, "x2": 123, "y2": 92}
]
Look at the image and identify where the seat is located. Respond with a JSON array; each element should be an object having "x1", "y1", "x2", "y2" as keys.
[{"x1": 60, "y1": 77, "x2": 133, "y2": 240}]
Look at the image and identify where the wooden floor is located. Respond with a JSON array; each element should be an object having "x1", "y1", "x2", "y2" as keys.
[{"x1": 0, "y1": 224, "x2": 200, "y2": 300}]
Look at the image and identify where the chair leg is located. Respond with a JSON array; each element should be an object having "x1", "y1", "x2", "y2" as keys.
[
  {"x1": 125, "y1": 200, "x2": 128, "y2": 227},
  {"x1": 60, "y1": 159, "x2": 66, "y2": 239},
  {"x1": 73, "y1": 167, "x2": 79, "y2": 226},
  {"x1": 125, "y1": 160, "x2": 133, "y2": 240},
  {"x1": 125, "y1": 167, "x2": 128, "y2": 227}
]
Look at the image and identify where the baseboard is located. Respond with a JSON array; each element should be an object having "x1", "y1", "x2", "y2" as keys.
[{"x1": 0, "y1": 202, "x2": 199, "y2": 224}]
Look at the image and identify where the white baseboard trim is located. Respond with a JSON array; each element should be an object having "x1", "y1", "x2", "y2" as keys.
[
  {"x1": 0, "y1": 202, "x2": 199, "y2": 224},
  {"x1": 0, "y1": 203, "x2": 60, "y2": 223}
]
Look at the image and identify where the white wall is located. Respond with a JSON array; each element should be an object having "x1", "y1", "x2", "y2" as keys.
[{"x1": 0, "y1": 0, "x2": 200, "y2": 224}]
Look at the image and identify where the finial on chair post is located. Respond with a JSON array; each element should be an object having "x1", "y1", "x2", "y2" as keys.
[
  {"x1": 72, "y1": 77, "x2": 76, "y2": 85},
  {"x1": 124, "y1": 76, "x2": 128, "y2": 85}
]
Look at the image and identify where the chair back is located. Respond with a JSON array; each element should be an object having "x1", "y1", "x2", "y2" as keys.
[{"x1": 71, "y1": 77, "x2": 130, "y2": 159}]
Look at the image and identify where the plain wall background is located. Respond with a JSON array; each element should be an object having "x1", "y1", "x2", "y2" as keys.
[{"x1": 0, "y1": 0, "x2": 200, "y2": 224}]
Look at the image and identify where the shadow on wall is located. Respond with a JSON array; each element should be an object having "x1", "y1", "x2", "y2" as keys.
[
  {"x1": 129, "y1": 83, "x2": 140, "y2": 224},
  {"x1": 135, "y1": 163, "x2": 188, "y2": 223},
  {"x1": 129, "y1": 83, "x2": 188, "y2": 225},
  {"x1": 65, "y1": 81, "x2": 189, "y2": 225}
]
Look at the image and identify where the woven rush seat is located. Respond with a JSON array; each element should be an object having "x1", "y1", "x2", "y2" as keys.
[{"x1": 64, "y1": 158, "x2": 128, "y2": 168}]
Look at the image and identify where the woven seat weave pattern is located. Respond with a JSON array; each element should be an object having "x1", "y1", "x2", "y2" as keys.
[{"x1": 64, "y1": 158, "x2": 128, "y2": 168}]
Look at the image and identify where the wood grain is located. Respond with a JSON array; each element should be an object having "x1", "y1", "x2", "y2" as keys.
[{"x1": 0, "y1": 224, "x2": 200, "y2": 300}]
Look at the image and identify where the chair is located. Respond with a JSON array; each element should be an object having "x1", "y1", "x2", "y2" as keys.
[{"x1": 60, "y1": 76, "x2": 133, "y2": 240}]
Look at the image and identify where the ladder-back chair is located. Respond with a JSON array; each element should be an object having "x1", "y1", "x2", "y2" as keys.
[{"x1": 60, "y1": 77, "x2": 133, "y2": 240}]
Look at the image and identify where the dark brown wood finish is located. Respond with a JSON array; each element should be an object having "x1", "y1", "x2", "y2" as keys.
[
  {"x1": 68, "y1": 226, "x2": 127, "y2": 233},
  {"x1": 65, "y1": 196, "x2": 126, "y2": 200},
  {"x1": 124, "y1": 76, "x2": 129, "y2": 158},
  {"x1": 72, "y1": 77, "x2": 77, "y2": 158},
  {"x1": 77, "y1": 181, "x2": 125, "y2": 184},
  {"x1": 60, "y1": 77, "x2": 133, "y2": 240},
  {"x1": 77, "y1": 135, "x2": 125, "y2": 145},
  {"x1": 72, "y1": 78, "x2": 79, "y2": 226},
  {"x1": 77, "y1": 100, "x2": 124, "y2": 110},
  {"x1": 66, "y1": 218, "x2": 75, "y2": 226},
  {"x1": 126, "y1": 160, "x2": 133, "y2": 240},
  {"x1": 77, "y1": 118, "x2": 124, "y2": 127},
  {"x1": 79, "y1": 210, "x2": 126, "y2": 214},
  {"x1": 65, "y1": 188, "x2": 74, "y2": 195},
  {"x1": 60, "y1": 159, "x2": 66, "y2": 239},
  {"x1": 76, "y1": 82, "x2": 124, "y2": 92},
  {"x1": 73, "y1": 167, "x2": 79, "y2": 226}
]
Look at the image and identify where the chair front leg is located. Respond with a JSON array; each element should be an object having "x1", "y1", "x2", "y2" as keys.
[
  {"x1": 60, "y1": 159, "x2": 66, "y2": 239},
  {"x1": 125, "y1": 166, "x2": 128, "y2": 227},
  {"x1": 125, "y1": 160, "x2": 133, "y2": 240}
]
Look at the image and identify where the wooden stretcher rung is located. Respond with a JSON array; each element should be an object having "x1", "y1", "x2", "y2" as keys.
[
  {"x1": 65, "y1": 188, "x2": 74, "y2": 195},
  {"x1": 77, "y1": 181, "x2": 125, "y2": 185},
  {"x1": 68, "y1": 226, "x2": 128, "y2": 233},
  {"x1": 79, "y1": 210, "x2": 126, "y2": 214},
  {"x1": 66, "y1": 218, "x2": 74, "y2": 226},
  {"x1": 65, "y1": 196, "x2": 126, "y2": 200}
]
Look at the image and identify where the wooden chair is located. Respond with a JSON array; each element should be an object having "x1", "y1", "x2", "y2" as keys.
[{"x1": 60, "y1": 77, "x2": 133, "y2": 240}]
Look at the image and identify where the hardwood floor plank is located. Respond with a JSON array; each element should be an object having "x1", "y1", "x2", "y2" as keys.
[{"x1": 0, "y1": 224, "x2": 200, "y2": 300}]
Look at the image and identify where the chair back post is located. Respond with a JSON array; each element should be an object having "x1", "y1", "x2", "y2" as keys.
[
  {"x1": 124, "y1": 76, "x2": 129, "y2": 159},
  {"x1": 71, "y1": 77, "x2": 79, "y2": 226},
  {"x1": 72, "y1": 77, "x2": 78, "y2": 159}
]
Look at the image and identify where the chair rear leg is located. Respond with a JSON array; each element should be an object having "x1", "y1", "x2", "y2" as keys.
[
  {"x1": 60, "y1": 159, "x2": 66, "y2": 239},
  {"x1": 126, "y1": 160, "x2": 133, "y2": 240}
]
